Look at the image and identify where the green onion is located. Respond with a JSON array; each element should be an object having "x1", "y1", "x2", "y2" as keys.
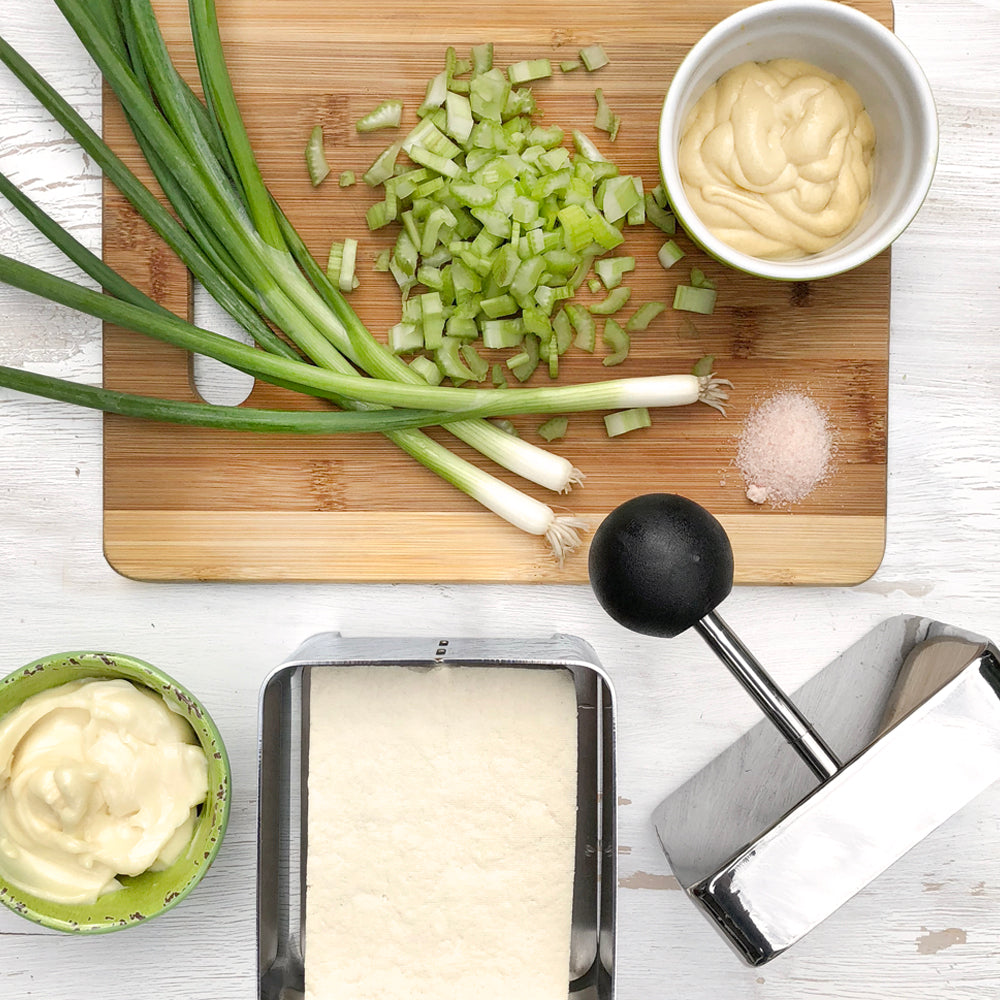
[{"x1": 0, "y1": 365, "x2": 452, "y2": 434}]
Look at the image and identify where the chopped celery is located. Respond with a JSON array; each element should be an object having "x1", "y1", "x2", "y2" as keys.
[
  {"x1": 537, "y1": 416, "x2": 568, "y2": 442},
  {"x1": 420, "y1": 290, "x2": 445, "y2": 347},
  {"x1": 692, "y1": 354, "x2": 716, "y2": 378},
  {"x1": 408, "y1": 355, "x2": 444, "y2": 384},
  {"x1": 356, "y1": 99, "x2": 404, "y2": 132},
  {"x1": 601, "y1": 317, "x2": 630, "y2": 365},
  {"x1": 305, "y1": 124, "x2": 330, "y2": 186},
  {"x1": 625, "y1": 301, "x2": 667, "y2": 332},
  {"x1": 645, "y1": 195, "x2": 677, "y2": 234},
  {"x1": 590, "y1": 285, "x2": 631, "y2": 315},
  {"x1": 594, "y1": 255, "x2": 635, "y2": 289},
  {"x1": 373, "y1": 248, "x2": 391, "y2": 272},
  {"x1": 690, "y1": 266, "x2": 716, "y2": 290},
  {"x1": 572, "y1": 129, "x2": 607, "y2": 162},
  {"x1": 579, "y1": 43, "x2": 610, "y2": 71},
  {"x1": 565, "y1": 303, "x2": 596, "y2": 353},
  {"x1": 471, "y1": 42, "x2": 494, "y2": 74},
  {"x1": 507, "y1": 59, "x2": 552, "y2": 84},
  {"x1": 338, "y1": 237, "x2": 358, "y2": 292},
  {"x1": 559, "y1": 59, "x2": 582, "y2": 73},
  {"x1": 594, "y1": 89, "x2": 621, "y2": 141},
  {"x1": 339, "y1": 170, "x2": 356, "y2": 188},
  {"x1": 673, "y1": 284, "x2": 717, "y2": 315},
  {"x1": 363, "y1": 140, "x2": 403, "y2": 186},
  {"x1": 604, "y1": 407, "x2": 651, "y2": 437},
  {"x1": 657, "y1": 239, "x2": 684, "y2": 269},
  {"x1": 388, "y1": 321, "x2": 422, "y2": 354},
  {"x1": 445, "y1": 91, "x2": 474, "y2": 143}
]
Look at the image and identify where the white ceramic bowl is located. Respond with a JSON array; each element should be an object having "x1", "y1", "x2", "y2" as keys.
[{"x1": 658, "y1": 0, "x2": 938, "y2": 281}]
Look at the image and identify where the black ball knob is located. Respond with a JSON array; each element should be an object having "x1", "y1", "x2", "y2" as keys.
[{"x1": 588, "y1": 493, "x2": 734, "y2": 638}]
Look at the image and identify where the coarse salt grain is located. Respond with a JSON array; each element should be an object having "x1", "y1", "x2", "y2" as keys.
[{"x1": 736, "y1": 390, "x2": 834, "y2": 506}]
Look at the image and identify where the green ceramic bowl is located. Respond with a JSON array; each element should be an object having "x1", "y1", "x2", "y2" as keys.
[{"x1": 0, "y1": 651, "x2": 231, "y2": 933}]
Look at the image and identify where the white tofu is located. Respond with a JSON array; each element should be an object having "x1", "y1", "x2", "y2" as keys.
[{"x1": 305, "y1": 665, "x2": 578, "y2": 1000}]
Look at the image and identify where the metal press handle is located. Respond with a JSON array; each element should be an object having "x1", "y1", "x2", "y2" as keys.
[{"x1": 695, "y1": 612, "x2": 842, "y2": 781}]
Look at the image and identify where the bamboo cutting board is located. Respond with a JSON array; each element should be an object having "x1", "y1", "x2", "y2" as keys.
[{"x1": 102, "y1": 0, "x2": 892, "y2": 584}]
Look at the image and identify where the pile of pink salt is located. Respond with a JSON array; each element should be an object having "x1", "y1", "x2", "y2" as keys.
[{"x1": 736, "y1": 390, "x2": 834, "y2": 506}]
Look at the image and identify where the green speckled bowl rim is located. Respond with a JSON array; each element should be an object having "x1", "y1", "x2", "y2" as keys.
[{"x1": 0, "y1": 651, "x2": 231, "y2": 934}]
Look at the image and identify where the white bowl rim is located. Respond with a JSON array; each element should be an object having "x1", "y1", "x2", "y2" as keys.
[{"x1": 658, "y1": 0, "x2": 939, "y2": 281}]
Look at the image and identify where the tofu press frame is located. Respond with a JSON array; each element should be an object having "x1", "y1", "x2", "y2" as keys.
[{"x1": 589, "y1": 493, "x2": 1000, "y2": 966}]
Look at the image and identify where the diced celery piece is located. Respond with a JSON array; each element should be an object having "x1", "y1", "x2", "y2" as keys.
[
  {"x1": 625, "y1": 301, "x2": 667, "y2": 332},
  {"x1": 673, "y1": 284, "x2": 717, "y2": 315},
  {"x1": 420, "y1": 290, "x2": 445, "y2": 348},
  {"x1": 460, "y1": 343, "x2": 491, "y2": 381},
  {"x1": 590, "y1": 285, "x2": 631, "y2": 315},
  {"x1": 356, "y1": 99, "x2": 404, "y2": 133},
  {"x1": 362, "y1": 140, "x2": 403, "y2": 186},
  {"x1": 471, "y1": 42, "x2": 494, "y2": 74},
  {"x1": 388, "y1": 321, "x2": 423, "y2": 354},
  {"x1": 339, "y1": 170, "x2": 356, "y2": 187},
  {"x1": 409, "y1": 355, "x2": 443, "y2": 384},
  {"x1": 579, "y1": 43, "x2": 610, "y2": 71},
  {"x1": 507, "y1": 333, "x2": 540, "y2": 381},
  {"x1": 572, "y1": 128, "x2": 607, "y2": 162},
  {"x1": 604, "y1": 407, "x2": 651, "y2": 437},
  {"x1": 435, "y1": 336, "x2": 479, "y2": 381},
  {"x1": 470, "y1": 68, "x2": 510, "y2": 122},
  {"x1": 337, "y1": 237, "x2": 358, "y2": 292},
  {"x1": 560, "y1": 59, "x2": 582, "y2": 73},
  {"x1": 450, "y1": 181, "x2": 495, "y2": 208},
  {"x1": 602, "y1": 317, "x2": 630, "y2": 366},
  {"x1": 557, "y1": 204, "x2": 593, "y2": 253},
  {"x1": 626, "y1": 177, "x2": 645, "y2": 225},
  {"x1": 480, "y1": 293, "x2": 518, "y2": 318},
  {"x1": 482, "y1": 317, "x2": 526, "y2": 349},
  {"x1": 417, "y1": 70, "x2": 449, "y2": 116},
  {"x1": 564, "y1": 303, "x2": 596, "y2": 353},
  {"x1": 409, "y1": 145, "x2": 463, "y2": 178},
  {"x1": 491, "y1": 363, "x2": 508, "y2": 388},
  {"x1": 657, "y1": 239, "x2": 684, "y2": 269},
  {"x1": 403, "y1": 117, "x2": 462, "y2": 159},
  {"x1": 599, "y1": 175, "x2": 640, "y2": 223},
  {"x1": 366, "y1": 199, "x2": 395, "y2": 231},
  {"x1": 690, "y1": 266, "x2": 716, "y2": 290},
  {"x1": 507, "y1": 58, "x2": 552, "y2": 84},
  {"x1": 537, "y1": 416, "x2": 568, "y2": 442},
  {"x1": 373, "y1": 248, "x2": 391, "y2": 272},
  {"x1": 651, "y1": 183, "x2": 669, "y2": 209},
  {"x1": 589, "y1": 212, "x2": 625, "y2": 250},
  {"x1": 645, "y1": 194, "x2": 677, "y2": 234},
  {"x1": 526, "y1": 125, "x2": 564, "y2": 148},
  {"x1": 446, "y1": 314, "x2": 479, "y2": 340},
  {"x1": 594, "y1": 255, "x2": 635, "y2": 289},
  {"x1": 593, "y1": 88, "x2": 620, "y2": 140},
  {"x1": 305, "y1": 125, "x2": 330, "y2": 186},
  {"x1": 445, "y1": 90, "x2": 474, "y2": 144}
]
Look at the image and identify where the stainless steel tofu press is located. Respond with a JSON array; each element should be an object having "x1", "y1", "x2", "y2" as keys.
[{"x1": 589, "y1": 493, "x2": 1000, "y2": 966}]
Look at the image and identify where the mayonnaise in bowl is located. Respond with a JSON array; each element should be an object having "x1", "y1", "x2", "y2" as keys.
[
  {"x1": 0, "y1": 676, "x2": 209, "y2": 906},
  {"x1": 678, "y1": 58, "x2": 876, "y2": 259}
]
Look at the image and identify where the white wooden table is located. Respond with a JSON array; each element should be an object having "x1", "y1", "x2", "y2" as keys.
[{"x1": 1, "y1": 2, "x2": 998, "y2": 997}]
